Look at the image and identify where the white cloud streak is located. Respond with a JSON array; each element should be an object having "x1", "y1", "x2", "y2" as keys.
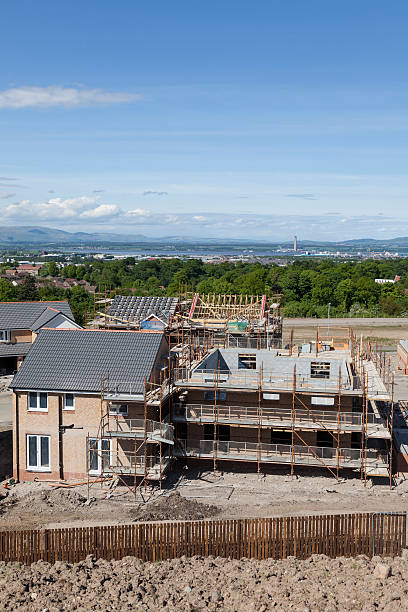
[
  {"x1": 0, "y1": 86, "x2": 142, "y2": 109},
  {"x1": 3, "y1": 195, "x2": 408, "y2": 240}
]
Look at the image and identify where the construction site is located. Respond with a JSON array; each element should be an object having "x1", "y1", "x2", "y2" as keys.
[
  {"x1": 67, "y1": 291, "x2": 402, "y2": 500},
  {"x1": 87, "y1": 286, "x2": 283, "y2": 349},
  {"x1": 5, "y1": 290, "x2": 408, "y2": 534}
]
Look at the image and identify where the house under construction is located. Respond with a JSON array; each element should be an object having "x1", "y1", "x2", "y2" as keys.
[
  {"x1": 10, "y1": 320, "x2": 400, "y2": 491},
  {"x1": 172, "y1": 329, "x2": 393, "y2": 482},
  {"x1": 179, "y1": 291, "x2": 282, "y2": 349},
  {"x1": 88, "y1": 288, "x2": 283, "y2": 351}
]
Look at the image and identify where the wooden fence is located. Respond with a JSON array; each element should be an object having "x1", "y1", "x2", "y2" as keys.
[{"x1": 0, "y1": 513, "x2": 406, "y2": 565}]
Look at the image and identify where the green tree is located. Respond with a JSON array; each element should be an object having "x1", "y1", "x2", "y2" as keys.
[
  {"x1": 16, "y1": 276, "x2": 39, "y2": 301},
  {"x1": 0, "y1": 279, "x2": 16, "y2": 301}
]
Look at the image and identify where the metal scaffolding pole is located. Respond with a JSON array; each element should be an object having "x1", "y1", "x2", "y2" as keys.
[
  {"x1": 337, "y1": 366, "x2": 341, "y2": 480},
  {"x1": 257, "y1": 365, "x2": 262, "y2": 473},
  {"x1": 291, "y1": 365, "x2": 296, "y2": 477}
]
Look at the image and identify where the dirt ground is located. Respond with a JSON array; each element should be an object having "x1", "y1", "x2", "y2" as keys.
[
  {"x1": 2, "y1": 466, "x2": 408, "y2": 530},
  {"x1": 283, "y1": 317, "x2": 408, "y2": 346},
  {"x1": 1, "y1": 552, "x2": 408, "y2": 611}
]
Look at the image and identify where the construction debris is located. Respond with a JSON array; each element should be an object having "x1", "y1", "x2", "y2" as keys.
[{"x1": 130, "y1": 491, "x2": 220, "y2": 522}]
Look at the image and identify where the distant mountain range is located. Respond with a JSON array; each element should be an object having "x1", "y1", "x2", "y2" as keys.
[
  {"x1": 0, "y1": 226, "x2": 262, "y2": 246},
  {"x1": 2, "y1": 225, "x2": 408, "y2": 248}
]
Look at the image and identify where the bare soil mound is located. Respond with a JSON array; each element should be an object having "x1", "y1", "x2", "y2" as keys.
[
  {"x1": 0, "y1": 488, "x2": 87, "y2": 518},
  {"x1": 0, "y1": 553, "x2": 407, "y2": 611},
  {"x1": 131, "y1": 491, "x2": 220, "y2": 522}
]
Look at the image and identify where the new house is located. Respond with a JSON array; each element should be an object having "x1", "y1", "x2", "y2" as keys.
[
  {"x1": 0, "y1": 301, "x2": 80, "y2": 374},
  {"x1": 10, "y1": 329, "x2": 173, "y2": 482},
  {"x1": 173, "y1": 346, "x2": 392, "y2": 479}
]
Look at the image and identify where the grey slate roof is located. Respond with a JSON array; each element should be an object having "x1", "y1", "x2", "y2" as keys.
[
  {"x1": 0, "y1": 342, "x2": 32, "y2": 357},
  {"x1": 0, "y1": 301, "x2": 74, "y2": 331},
  {"x1": 31, "y1": 308, "x2": 77, "y2": 332},
  {"x1": 107, "y1": 296, "x2": 178, "y2": 325},
  {"x1": 10, "y1": 329, "x2": 165, "y2": 394}
]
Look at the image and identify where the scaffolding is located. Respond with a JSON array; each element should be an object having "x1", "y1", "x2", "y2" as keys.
[
  {"x1": 85, "y1": 323, "x2": 395, "y2": 499},
  {"x1": 177, "y1": 290, "x2": 283, "y2": 350},
  {"x1": 86, "y1": 374, "x2": 175, "y2": 499},
  {"x1": 174, "y1": 327, "x2": 392, "y2": 484}
]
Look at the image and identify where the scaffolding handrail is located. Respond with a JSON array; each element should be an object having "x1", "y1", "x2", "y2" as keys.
[
  {"x1": 176, "y1": 439, "x2": 387, "y2": 468},
  {"x1": 174, "y1": 367, "x2": 352, "y2": 392},
  {"x1": 173, "y1": 403, "x2": 384, "y2": 428},
  {"x1": 105, "y1": 416, "x2": 174, "y2": 443}
]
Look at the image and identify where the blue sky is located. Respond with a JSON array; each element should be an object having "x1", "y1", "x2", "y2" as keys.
[{"x1": 1, "y1": 0, "x2": 408, "y2": 241}]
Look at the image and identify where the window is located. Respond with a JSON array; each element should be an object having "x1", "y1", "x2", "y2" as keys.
[
  {"x1": 109, "y1": 403, "x2": 128, "y2": 416},
  {"x1": 27, "y1": 435, "x2": 50, "y2": 471},
  {"x1": 88, "y1": 438, "x2": 111, "y2": 475},
  {"x1": 176, "y1": 422, "x2": 187, "y2": 440},
  {"x1": 203, "y1": 424, "x2": 230, "y2": 441},
  {"x1": 270, "y1": 429, "x2": 292, "y2": 445},
  {"x1": 351, "y1": 432, "x2": 362, "y2": 449},
  {"x1": 64, "y1": 393, "x2": 75, "y2": 410},
  {"x1": 204, "y1": 391, "x2": 226, "y2": 402},
  {"x1": 352, "y1": 397, "x2": 361, "y2": 412},
  {"x1": 316, "y1": 430, "x2": 334, "y2": 448},
  {"x1": 238, "y1": 354, "x2": 257, "y2": 369},
  {"x1": 311, "y1": 396, "x2": 335, "y2": 406},
  {"x1": 310, "y1": 362, "x2": 331, "y2": 379},
  {"x1": 0, "y1": 330, "x2": 10, "y2": 343},
  {"x1": 28, "y1": 392, "x2": 48, "y2": 411},
  {"x1": 263, "y1": 393, "x2": 280, "y2": 401}
]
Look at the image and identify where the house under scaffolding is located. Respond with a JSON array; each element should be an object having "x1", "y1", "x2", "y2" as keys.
[
  {"x1": 87, "y1": 287, "x2": 284, "y2": 351},
  {"x1": 174, "y1": 291, "x2": 283, "y2": 350},
  {"x1": 87, "y1": 377, "x2": 175, "y2": 496},
  {"x1": 172, "y1": 329, "x2": 395, "y2": 485},
  {"x1": 87, "y1": 327, "x2": 397, "y2": 493}
]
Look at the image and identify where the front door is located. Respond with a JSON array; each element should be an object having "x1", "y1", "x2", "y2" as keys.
[{"x1": 88, "y1": 438, "x2": 111, "y2": 475}]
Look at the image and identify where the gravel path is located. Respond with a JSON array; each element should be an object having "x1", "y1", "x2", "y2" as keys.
[{"x1": 1, "y1": 553, "x2": 407, "y2": 611}]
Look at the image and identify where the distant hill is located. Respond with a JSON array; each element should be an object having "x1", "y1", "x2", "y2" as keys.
[
  {"x1": 339, "y1": 237, "x2": 408, "y2": 247},
  {"x1": 0, "y1": 226, "x2": 271, "y2": 246},
  {"x1": 2, "y1": 225, "x2": 408, "y2": 249},
  {"x1": 0, "y1": 226, "x2": 149, "y2": 245}
]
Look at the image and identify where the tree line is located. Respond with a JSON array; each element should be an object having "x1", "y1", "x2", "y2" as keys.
[{"x1": 1, "y1": 257, "x2": 408, "y2": 320}]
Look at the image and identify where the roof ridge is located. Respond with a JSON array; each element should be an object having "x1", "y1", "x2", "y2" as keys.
[
  {"x1": 41, "y1": 327, "x2": 163, "y2": 334},
  {"x1": 0, "y1": 300, "x2": 68, "y2": 304}
]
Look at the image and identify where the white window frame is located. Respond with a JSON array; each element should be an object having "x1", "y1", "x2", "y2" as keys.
[
  {"x1": 26, "y1": 434, "x2": 51, "y2": 472},
  {"x1": 109, "y1": 403, "x2": 128, "y2": 416},
  {"x1": 88, "y1": 438, "x2": 112, "y2": 475},
  {"x1": 28, "y1": 392, "x2": 48, "y2": 412},
  {"x1": 263, "y1": 393, "x2": 280, "y2": 401},
  {"x1": 0, "y1": 330, "x2": 11, "y2": 343},
  {"x1": 311, "y1": 396, "x2": 335, "y2": 406},
  {"x1": 63, "y1": 393, "x2": 75, "y2": 411}
]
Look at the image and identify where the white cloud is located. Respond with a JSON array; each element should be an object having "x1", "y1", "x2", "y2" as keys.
[
  {"x1": 143, "y1": 190, "x2": 168, "y2": 196},
  {"x1": 80, "y1": 204, "x2": 120, "y2": 219},
  {"x1": 0, "y1": 86, "x2": 142, "y2": 109},
  {"x1": 3, "y1": 195, "x2": 109, "y2": 221},
  {"x1": 125, "y1": 208, "x2": 152, "y2": 218}
]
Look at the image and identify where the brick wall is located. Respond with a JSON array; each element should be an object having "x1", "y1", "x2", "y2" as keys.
[{"x1": 13, "y1": 392, "x2": 149, "y2": 482}]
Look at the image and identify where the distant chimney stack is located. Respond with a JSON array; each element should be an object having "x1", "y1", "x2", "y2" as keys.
[{"x1": 294, "y1": 235, "x2": 297, "y2": 252}]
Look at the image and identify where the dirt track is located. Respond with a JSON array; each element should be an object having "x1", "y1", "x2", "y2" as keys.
[
  {"x1": 3, "y1": 468, "x2": 408, "y2": 530},
  {"x1": 1, "y1": 552, "x2": 407, "y2": 611},
  {"x1": 283, "y1": 317, "x2": 408, "y2": 345}
]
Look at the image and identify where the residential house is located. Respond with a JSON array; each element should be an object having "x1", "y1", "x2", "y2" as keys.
[
  {"x1": 173, "y1": 346, "x2": 392, "y2": 478},
  {"x1": 10, "y1": 329, "x2": 173, "y2": 482},
  {"x1": 0, "y1": 301, "x2": 81, "y2": 374}
]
